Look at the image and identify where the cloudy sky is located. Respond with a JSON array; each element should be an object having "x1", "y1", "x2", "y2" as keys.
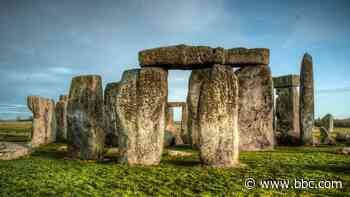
[{"x1": 0, "y1": 0, "x2": 349, "y2": 120}]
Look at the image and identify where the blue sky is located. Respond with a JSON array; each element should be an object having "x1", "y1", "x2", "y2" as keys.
[{"x1": 0, "y1": 0, "x2": 349, "y2": 120}]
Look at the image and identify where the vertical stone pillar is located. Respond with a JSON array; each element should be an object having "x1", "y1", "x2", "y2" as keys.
[
  {"x1": 273, "y1": 75, "x2": 300, "y2": 145},
  {"x1": 180, "y1": 103, "x2": 189, "y2": 144},
  {"x1": 300, "y1": 53, "x2": 314, "y2": 145},
  {"x1": 198, "y1": 64, "x2": 239, "y2": 167},
  {"x1": 67, "y1": 75, "x2": 105, "y2": 160},
  {"x1": 116, "y1": 68, "x2": 167, "y2": 165},
  {"x1": 236, "y1": 65, "x2": 275, "y2": 151},
  {"x1": 104, "y1": 82, "x2": 120, "y2": 147},
  {"x1": 320, "y1": 114, "x2": 333, "y2": 133},
  {"x1": 56, "y1": 95, "x2": 68, "y2": 141},
  {"x1": 187, "y1": 69, "x2": 211, "y2": 148},
  {"x1": 27, "y1": 96, "x2": 56, "y2": 147}
]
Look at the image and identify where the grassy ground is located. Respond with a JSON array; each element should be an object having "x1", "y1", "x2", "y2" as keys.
[
  {"x1": 0, "y1": 122, "x2": 349, "y2": 196},
  {"x1": 0, "y1": 144, "x2": 349, "y2": 196}
]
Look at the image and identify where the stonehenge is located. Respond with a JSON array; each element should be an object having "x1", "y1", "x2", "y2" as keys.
[
  {"x1": 300, "y1": 53, "x2": 315, "y2": 145},
  {"x1": 116, "y1": 68, "x2": 167, "y2": 165},
  {"x1": 236, "y1": 65, "x2": 275, "y2": 151},
  {"x1": 273, "y1": 75, "x2": 300, "y2": 145},
  {"x1": 27, "y1": 96, "x2": 56, "y2": 147},
  {"x1": 21, "y1": 44, "x2": 317, "y2": 167},
  {"x1": 67, "y1": 75, "x2": 105, "y2": 160},
  {"x1": 198, "y1": 64, "x2": 239, "y2": 167},
  {"x1": 320, "y1": 114, "x2": 334, "y2": 133},
  {"x1": 55, "y1": 95, "x2": 68, "y2": 141},
  {"x1": 104, "y1": 82, "x2": 120, "y2": 147}
]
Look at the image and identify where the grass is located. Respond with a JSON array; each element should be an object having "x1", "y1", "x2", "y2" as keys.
[
  {"x1": 0, "y1": 122, "x2": 349, "y2": 196},
  {"x1": 0, "y1": 144, "x2": 349, "y2": 196}
]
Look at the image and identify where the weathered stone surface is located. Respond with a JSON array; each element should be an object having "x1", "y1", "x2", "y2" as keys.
[
  {"x1": 273, "y1": 75, "x2": 300, "y2": 88},
  {"x1": 236, "y1": 65, "x2": 275, "y2": 151},
  {"x1": 67, "y1": 75, "x2": 105, "y2": 160},
  {"x1": 187, "y1": 69, "x2": 211, "y2": 148},
  {"x1": 165, "y1": 107, "x2": 176, "y2": 147},
  {"x1": 198, "y1": 64, "x2": 239, "y2": 167},
  {"x1": 166, "y1": 102, "x2": 187, "y2": 145},
  {"x1": 104, "y1": 82, "x2": 120, "y2": 147},
  {"x1": 0, "y1": 142, "x2": 31, "y2": 160},
  {"x1": 319, "y1": 127, "x2": 336, "y2": 145},
  {"x1": 139, "y1": 45, "x2": 269, "y2": 69},
  {"x1": 275, "y1": 87, "x2": 300, "y2": 145},
  {"x1": 164, "y1": 130, "x2": 175, "y2": 147},
  {"x1": 27, "y1": 96, "x2": 56, "y2": 147},
  {"x1": 300, "y1": 53, "x2": 315, "y2": 145},
  {"x1": 336, "y1": 147, "x2": 350, "y2": 155},
  {"x1": 335, "y1": 133, "x2": 350, "y2": 144},
  {"x1": 167, "y1": 150, "x2": 193, "y2": 157},
  {"x1": 116, "y1": 68, "x2": 167, "y2": 165},
  {"x1": 320, "y1": 114, "x2": 334, "y2": 133},
  {"x1": 56, "y1": 95, "x2": 68, "y2": 141}
]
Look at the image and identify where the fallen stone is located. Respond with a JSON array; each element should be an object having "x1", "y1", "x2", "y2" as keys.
[
  {"x1": 27, "y1": 96, "x2": 57, "y2": 147},
  {"x1": 0, "y1": 142, "x2": 31, "y2": 160},
  {"x1": 300, "y1": 53, "x2": 315, "y2": 145},
  {"x1": 236, "y1": 65, "x2": 275, "y2": 151},
  {"x1": 116, "y1": 68, "x2": 167, "y2": 165},
  {"x1": 139, "y1": 44, "x2": 269, "y2": 69},
  {"x1": 335, "y1": 147, "x2": 350, "y2": 155},
  {"x1": 198, "y1": 64, "x2": 239, "y2": 167},
  {"x1": 67, "y1": 75, "x2": 105, "y2": 160},
  {"x1": 55, "y1": 95, "x2": 68, "y2": 141},
  {"x1": 335, "y1": 133, "x2": 350, "y2": 143},
  {"x1": 167, "y1": 150, "x2": 193, "y2": 157},
  {"x1": 187, "y1": 68, "x2": 211, "y2": 148},
  {"x1": 104, "y1": 82, "x2": 120, "y2": 147}
]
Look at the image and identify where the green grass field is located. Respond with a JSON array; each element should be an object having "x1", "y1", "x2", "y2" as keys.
[
  {"x1": 0, "y1": 122, "x2": 349, "y2": 196},
  {"x1": 0, "y1": 121, "x2": 31, "y2": 142}
]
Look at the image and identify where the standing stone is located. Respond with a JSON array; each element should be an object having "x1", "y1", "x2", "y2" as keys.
[
  {"x1": 116, "y1": 68, "x2": 167, "y2": 165},
  {"x1": 165, "y1": 107, "x2": 176, "y2": 147},
  {"x1": 319, "y1": 127, "x2": 336, "y2": 145},
  {"x1": 273, "y1": 75, "x2": 300, "y2": 145},
  {"x1": 55, "y1": 95, "x2": 68, "y2": 141},
  {"x1": 104, "y1": 82, "x2": 120, "y2": 147},
  {"x1": 187, "y1": 69, "x2": 211, "y2": 148},
  {"x1": 198, "y1": 64, "x2": 239, "y2": 167},
  {"x1": 236, "y1": 65, "x2": 275, "y2": 151},
  {"x1": 320, "y1": 114, "x2": 334, "y2": 133},
  {"x1": 27, "y1": 96, "x2": 56, "y2": 147},
  {"x1": 300, "y1": 53, "x2": 315, "y2": 145},
  {"x1": 67, "y1": 75, "x2": 105, "y2": 160}
]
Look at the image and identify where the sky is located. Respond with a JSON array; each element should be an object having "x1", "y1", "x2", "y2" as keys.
[{"x1": 0, "y1": 0, "x2": 349, "y2": 120}]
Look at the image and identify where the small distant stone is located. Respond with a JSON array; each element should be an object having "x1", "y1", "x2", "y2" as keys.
[
  {"x1": 0, "y1": 142, "x2": 31, "y2": 160},
  {"x1": 167, "y1": 150, "x2": 193, "y2": 157},
  {"x1": 336, "y1": 147, "x2": 350, "y2": 155}
]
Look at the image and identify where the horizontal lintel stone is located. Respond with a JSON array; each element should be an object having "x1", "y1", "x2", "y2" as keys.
[
  {"x1": 139, "y1": 44, "x2": 269, "y2": 69},
  {"x1": 273, "y1": 75, "x2": 300, "y2": 88}
]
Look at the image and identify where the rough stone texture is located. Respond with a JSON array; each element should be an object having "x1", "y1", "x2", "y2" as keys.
[
  {"x1": 273, "y1": 75, "x2": 300, "y2": 88},
  {"x1": 139, "y1": 44, "x2": 269, "y2": 69},
  {"x1": 0, "y1": 142, "x2": 31, "y2": 160},
  {"x1": 336, "y1": 147, "x2": 350, "y2": 155},
  {"x1": 335, "y1": 133, "x2": 350, "y2": 144},
  {"x1": 236, "y1": 65, "x2": 275, "y2": 151},
  {"x1": 198, "y1": 64, "x2": 239, "y2": 167},
  {"x1": 27, "y1": 96, "x2": 56, "y2": 147},
  {"x1": 104, "y1": 82, "x2": 120, "y2": 147},
  {"x1": 55, "y1": 95, "x2": 68, "y2": 141},
  {"x1": 300, "y1": 53, "x2": 315, "y2": 145},
  {"x1": 320, "y1": 114, "x2": 334, "y2": 133},
  {"x1": 167, "y1": 150, "x2": 193, "y2": 157},
  {"x1": 275, "y1": 87, "x2": 300, "y2": 145},
  {"x1": 165, "y1": 107, "x2": 176, "y2": 147},
  {"x1": 167, "y1": 102, "x2": 188, "y2": 145},
  {"x1": 67, "y1": 75, "x2": 105, "y2": 160},
  {"x1": 116, "y1": 68, "x2": 167, "y2": 165},
  {"x1": 187, "y1": 69, "x2": 211, "y2": 148},
  {"x1": 319, "y1": 127, "x2": 336, "y2": 145}
]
